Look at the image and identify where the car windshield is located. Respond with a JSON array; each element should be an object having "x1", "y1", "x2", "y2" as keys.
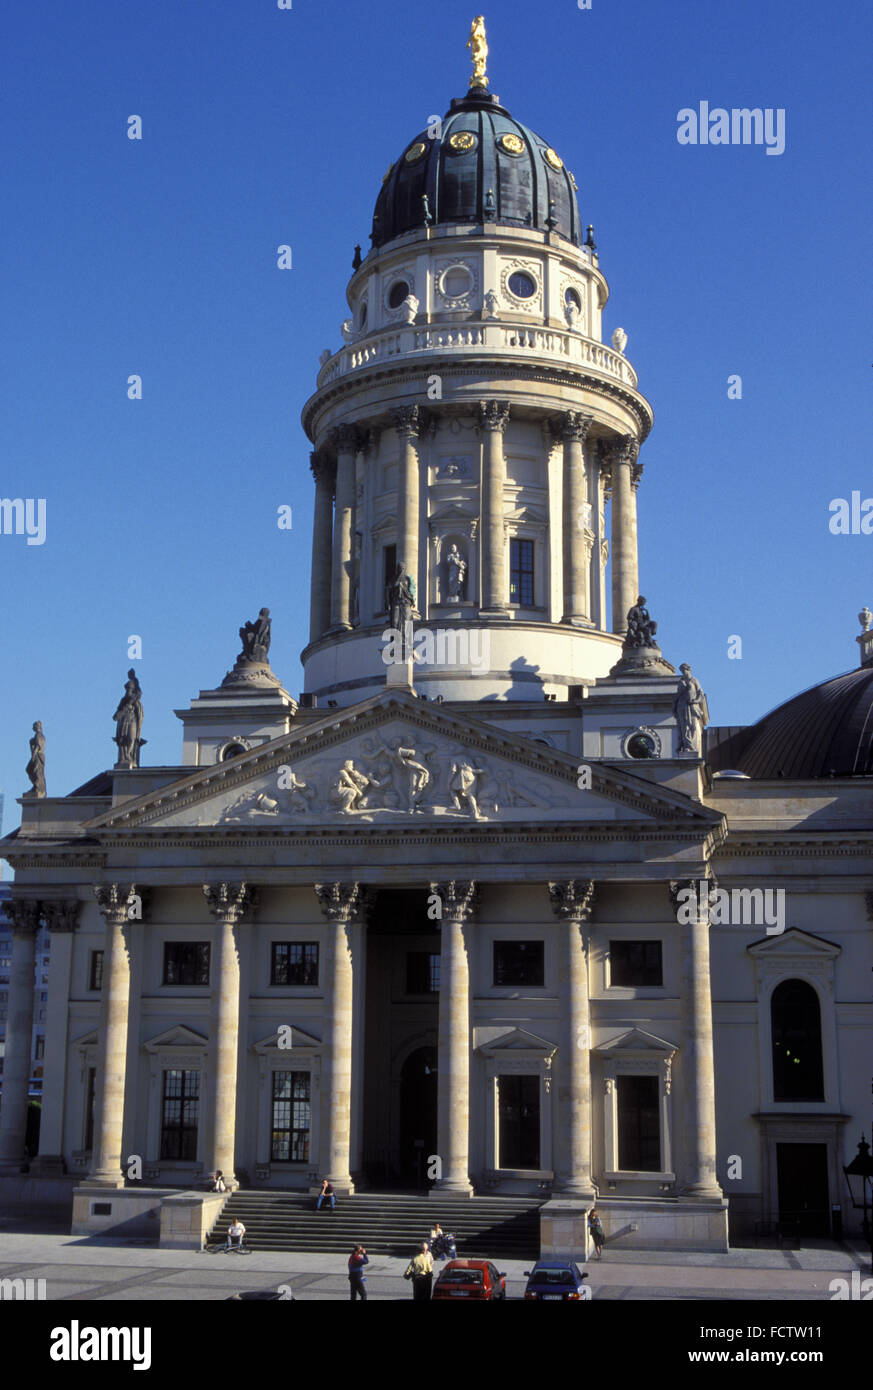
[
  {"x1": 440, "y1": 1269, "x2": 483, "y2": 1284},
  {"x1": 534, "y1": 1269, "x2": 575, "y2": 1284}
]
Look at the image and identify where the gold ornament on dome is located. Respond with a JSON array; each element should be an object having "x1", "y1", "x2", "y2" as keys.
[
  {"x1": 499, "y1": 132, "x2": 525, "y2": 155},
  {"x1": 467, "y1": 16, "x2": 489, "y2": 89},
  {"x1": 449, "y1": 130, "x2": 477, "y2": 153},
  {"x1": 543, "y1": 147, "x2": 564, "y2": 170},
  {"x1": 404, "y1": 142, "x2": 427, "y2": 164},
  {"x1": 569, "y1": 170, "x2": 578, "y2": 190}
]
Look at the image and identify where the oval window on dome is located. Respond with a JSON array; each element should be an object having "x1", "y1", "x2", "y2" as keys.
[
  {"x1": 388, "y1": 280, "x2": 410, "y2": 309},
  {"x1": 564, "y1": 287, "x2": 582, "y2": 312},
  {"x1": 440, "y1": 265, "x2": 473, "y2": 299},
  {"x1": 508, "y1": 271, "x2": 537, "y2": 299},
  {"x1": 358, "y1": 300, "x2": 368, "y2": 329},
  {"x1": 627, "y1": 732, "x2": 657, "y2": 760},
  {"x1": 498, "y1": 132, "x2": 525, "y2": 156},
  {"x1": 404, "y1": 142, "x2": 427, "y2": 164},
  {"x1": 448, "y1": 131, "x2": 477, "y2": 154}
]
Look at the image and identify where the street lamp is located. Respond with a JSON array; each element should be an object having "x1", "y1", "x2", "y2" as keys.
[{"x1": 843, "y1": 1135, "x2": 873, "y2": 1271}]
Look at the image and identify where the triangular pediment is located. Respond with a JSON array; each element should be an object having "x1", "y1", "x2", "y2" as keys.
[
  {"x1": 747, "y1": 927, "x2": 841, "y2": 959},
  {"x1": 477, "y1": 1026, "x2": 557, "y2": 1057},
  {"x1": 73, "y1": 1029, "x2": 99, "y2": 1049},
  {"x1": 143, "y1": 1025, "x2": 208, "y2": 1052},
  {"x1": 596, "y1": 1028, "x2": 677, "y2": 1055},
  {"x1": 84, "y1": 690, "x2": 723, "y2": 835},
  {"x1": 253, "y1": 1027, "x2": 321, "y2": 1053}
]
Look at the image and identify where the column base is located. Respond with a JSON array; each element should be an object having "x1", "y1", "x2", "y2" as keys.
[
  {"x1": 561, "y1": 614, "x2": 595, "y2": 629},
  {"x1": 679, "y1": 1184, "x2": 725, "y2": 1201},
  {"x1": 430, "y1": 1180, "x2": 473, "y2": 1198},
  {"x1": 84, "y1": 1172, "x2": 126, "y2": 1189},
  {"x1": 553, "y1": 1180, "x2": 597, "y2": 1201},
  {"x1": 321, "y1": 1179, "x2": 355, "y2": 1196},
  {"x1": 478, "y1": 607, "x2": 508, "y2": 618},
  {"x1": 30, "y1": 1155, "x2": 67, "y2": 1177}
]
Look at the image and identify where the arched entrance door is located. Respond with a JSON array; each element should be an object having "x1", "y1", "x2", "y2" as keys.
[{"x1": 399, "y1": 1046, "x2": 438, "y2": 1189}]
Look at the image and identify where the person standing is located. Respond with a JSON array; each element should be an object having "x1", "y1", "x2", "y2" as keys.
[
  {"x1": 348, "y1": 1245, "x2": 369, "y2": 1301},
  {"x1": 404, "y1": 1242, "x2": 434, "y2": 1300},
  {"x1": 588, "y1": 1207, "x2": 605, "y2": 1259}
]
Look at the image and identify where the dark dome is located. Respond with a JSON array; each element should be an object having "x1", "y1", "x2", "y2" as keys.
[
  {"x1": 716, "y1": 666, "x2": 873, "y2": 779},
  {"x1": 371, "y1": 90, "x2": 583, "y2": 249}
]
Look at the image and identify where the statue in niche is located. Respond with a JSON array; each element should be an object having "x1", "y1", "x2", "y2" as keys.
[
  {"x1": 388, "y1": 564, "x2": 416, "y2": 658},
  {"x1": 449, "y1": 760, "x2": 486, "y2": 819},
  {"x1": 331, "y1": 759, "x2": 383, "y2": 814},
  {"x1": 445, "y1": 543, "x2": 467, "y2": 602},
  {"x1": 397, "y1": 745, "x2": 430, "y2": 812},
  {"x1": 238, "y1": 608, "x2": 272, "y2": 664},
  {"x1": 673, "y1": 663, "x2": 710, "y2": 754},
  {"x1": 402, "y1": 293, "x2": 419, "y2": 324},
  {"x1": 483, "y1": 289, "x2": 498, "y2": 319},
  {"x1": 113, "y1": 669, "x2": 145, "y2": 769},
  {"x1": 25, "y1": 720, "x2": 46, "y2": 797},
  {"x1": 625, "y1": 596, "x2": 658, "y2": 649}
]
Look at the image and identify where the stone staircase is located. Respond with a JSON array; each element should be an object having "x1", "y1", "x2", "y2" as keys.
[{"x1": 208, "y1": 1190, "x2": 544, "y2": 1260}]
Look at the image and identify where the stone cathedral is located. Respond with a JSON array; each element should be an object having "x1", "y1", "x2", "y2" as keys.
[{"x1": 1, "y1": 29, "x2": 870, "y2": 1253}]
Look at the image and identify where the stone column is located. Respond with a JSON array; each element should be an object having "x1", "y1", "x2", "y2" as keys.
[
  {"x1": 431, "y1": 880, "x2": 477, "y2": 1196},
  {"x1": 590, "y1": 454, "x2": 605, "y2": 629},
  {"x1": 0, "y1": 899, "x2": 40, "y2": 1174},
  {"x1": 392, "y1": 406, "x2": 422, "y2": 606},
  {"x1": 315, "y1": 883, "x2": 361, "y2": 1193},
  {"x1": 32, "y1": 899, "x2": 81, "y2": 1173},
  {"x1": 203, "y1": 883, "x2": 256, "y2": 1189},
  {"x1": 329, "y1": 425, "x2": 358, "y2": 630},
  {"x1": 548, "y1": 880, "x2": 597, "y2": 1196},
  {"x1": 670, "y1": 879, "x2": 723, "y2": 1199},
  {"x1": 603, "y1": 435, "x2": 640, "y2": 635},
  {"x1": 309, "y1": 451, "x2": 335, "y2": 642},
  {"x1": 557, "y1": 412, "x2": 593, "y2": 624},
  {"x1": 88, "y1": 885, "x2": 138, "y2": 1187},
  {"x1": 477, "y1": 401, "x2": 510, "y2": 612}
]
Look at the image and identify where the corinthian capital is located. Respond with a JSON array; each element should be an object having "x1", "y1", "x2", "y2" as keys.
[
  {"x1": 43, "y1": 899, "x2": 83, "y2": 934},
  {"x1": 669, "y1": 877, "x2": 716, "y2": 922},
  {"x1": 203, "y1": 883, "x2": 258, "y2": 923},
  {"x1": 430, "y1": 880, "x2": 479, "y2": 922},
  {"x1": 598, "y1": 434, "x2": 639, "y2": 474},
  {"x1": 6, "y1": 898, "x2": 41, "y2": 934},
  {"x1": 476, "y1": 400, "x2": 510, "y2": 434},
  {"x1": 314, "y1": 882, "x2": 361, "y2": 922},
  {"x1": 334, "y1": 423, "x2": 361, "y2": 455},
  {"x1": 548, "y1": 880, "x2": 596, "y2": 922},
  {"x1": 94, "y1": 883, "x2": 138, "y2": 923},
  {"x1": 310, "y1": 450, "x2": 335, "y2": 487},
  {"x1": 391, "y1": 405, "x2": 421, "y2": 439},
  {"x1": 551, "y1": 411, "x2": 593, "y2": 444}
]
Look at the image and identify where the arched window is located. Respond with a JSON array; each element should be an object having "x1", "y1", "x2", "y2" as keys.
[{"x1": 771, "y1": 979, "x2": 824, "y2": 1102}]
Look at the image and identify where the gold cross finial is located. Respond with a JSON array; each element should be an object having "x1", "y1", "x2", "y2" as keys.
[{"x1": 467, "y1": 16, "x2": 489, "y2": 89}]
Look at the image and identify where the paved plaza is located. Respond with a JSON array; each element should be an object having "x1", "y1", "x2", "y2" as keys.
[{"x1": 0, "y1": 1231, "x2": 869, "y2": 1302}]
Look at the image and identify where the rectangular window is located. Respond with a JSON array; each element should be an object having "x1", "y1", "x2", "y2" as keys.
[
  {"x1": 498, "y1": 1073, "x2": 540, "y2": 1169},
  {"x1": 609, "y1": 940, "x2": 663, "y2": 987},
  {"x1": 34, "y1": 1036, "x2": 45, "y2": 1060},
  {"x1": 493, "y1": 940, "x2": 544, "y2": 987},
  {"x1": 617, "y1": 1074, "x2": 660, "y2": 1171},
  {"x1": 271, "y1": 1071, "x2": 311, "y2": 1162},
  {"x1": 406, "y1": 952, "x2": 440, "y2": 994},
  {"x1": 160, "y1": 1069, "x2": 200, "y2": 1160},
  {"x1": 89, "y1": 950, "x2": 104, "y2": 992},
  {"x1": 509, "y1": 537, "x2": 535, "y2": 606},
  {"x1": 270, "y1": 942, "x2": 319, "y2": 987},
  {"x1": 382, "y1": 543, "x2": 397, "y2": 612},
  {"x1": 163, "y1": 943, "x2": 210, "y2": 987},
  {"x1": 84, "y1": 1066, "x2": 96, "y2": 1151}
]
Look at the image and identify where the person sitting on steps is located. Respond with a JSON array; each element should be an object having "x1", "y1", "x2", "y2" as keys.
[{"x1": 316, "y1": 1178, "x2": 336, "y2": 1211}]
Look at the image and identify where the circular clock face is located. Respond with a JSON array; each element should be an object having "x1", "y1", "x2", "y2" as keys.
[
  {"x1": 404, "y1": 142, "x2": 427, "y2": 164},
  {"x1": 448, "y1": 131, "x2": 477, "y2": 153},
  {"x1": 543, "y1": 147, "x2": 564, "y2": 170},
  {"x1": 499, "y1": 132, "x2": 525, "y2": 156}
]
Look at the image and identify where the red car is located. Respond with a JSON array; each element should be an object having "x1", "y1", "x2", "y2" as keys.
[{"x1": 432, "y1": 1259, "x2": 507, "y2": 1301}]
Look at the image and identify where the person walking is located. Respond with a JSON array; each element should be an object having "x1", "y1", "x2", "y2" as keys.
[
  {"x1": 588, "y1": 1207, "x2": 605, "y2": 1259},
  {"x1": 404, "y1": 1242, "x2": 434, "y2": 1300},
  {"x1": 348, "y1": 1244, "x2": 369, "y2": 1301}
]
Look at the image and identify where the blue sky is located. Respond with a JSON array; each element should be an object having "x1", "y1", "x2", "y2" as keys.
[{"x1": 1, "y1": 0, "x2": 871, "y2": 843}]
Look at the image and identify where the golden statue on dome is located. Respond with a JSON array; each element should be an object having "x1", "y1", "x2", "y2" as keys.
[{"x1": 467, "y1": 16, "x2": 489, "y2": 88}]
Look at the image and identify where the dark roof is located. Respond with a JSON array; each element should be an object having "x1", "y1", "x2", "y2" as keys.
[
  {"x1": 713, "y1": 666, "x2": 873, "y2": 779},
  {"x1": 371, "y1": 89, "x2": 583, "y2": 249}
]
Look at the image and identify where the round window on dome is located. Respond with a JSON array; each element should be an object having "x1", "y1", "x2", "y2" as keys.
[
  {"x1": 627, "y1": 732, "x2": 657, "y2": 760},
  {"x1": 564, "y1": 288, "x2": 582, "y2": 312},
  {"x1": 404, "y1": 142, "x2": 427, "y2": 164},
  {"x1": 508, "y1": 271, "x2": 537, "y2": 299},
  {"x1": 388, "y1": 280, "x2": 410, "y2": 309},
  {"x1": 440, "y1": 265, "x2": 473, "y2": 300}
]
